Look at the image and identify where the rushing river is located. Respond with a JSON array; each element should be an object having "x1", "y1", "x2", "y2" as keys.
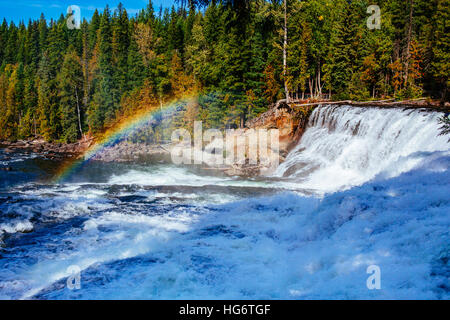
[{"x1": 0, "y1": 105, "x2": 449, "y2": 299}]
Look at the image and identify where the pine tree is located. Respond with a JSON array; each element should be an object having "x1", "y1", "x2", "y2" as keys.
[
  {"x1": 263, "y1": 64, "x2": 281, "y2": 104},
  {"x1": 18, "y1": 64, "x2": 38, "y2": 138},
  {"x1": 112, "y1": 3, "x2": 130, "y2": 94},
  {"x1": 38, "y1": 13, "x2": 48, "y2": 55},
  {"x1": 322, "y1": 0, "x2": 363, "y2": 99},
  {"x1": 0, "y1": 19, "x2": 7, "y2": 65},
  {"x1": 37, "y1": 51, "x2": 60, "y2": 141},
  {"x1": 185, "y1": 14, "x2": 210, "y2": 85},
  {"x1": 127, "y1": 20, "x2": 146, "y2": 90},
  {"x1": 288, "y1": 0, "x2": 312, "y2": 99},
  {"x1": 90, "y1": 6, "x2": 117, "y2": 131},
  {"x1": 58, "y1": 47, "x2": 84, "y2": 142},
  {"x1": 0, "y1": 0, "x2": 448, "y2": 142},
  {"x1": 0, "y1": 65, "x2": 19, "y2": 140},
  {"x1": 4, "y1": 22, "x2": 18, "y2": 65},
  {"x1": 432, "y1": 0, "x2": 449, "y2": 101},
  {"x1": 89, "y1": 10, "x2": 100, "y2": 51}
]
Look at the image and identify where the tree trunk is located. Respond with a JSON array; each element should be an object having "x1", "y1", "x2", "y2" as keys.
[
  {"x1": 317, "y1": 62, "x2": 322, "y2": 97},
  {"x1": 314, "y1": 74, "x2": 317, "y2": 98},
  {"x1": 404, "y1": 0, "x2": 414, "y2": 86},
  {"x1": 283, "y1": 0, "x2": 290, "y2": 103},
  {"x1": 82, "y1": 33, "x2": 90, "y2": 110},
  {"x1": 308, "y1": 78, "x2": 313, "y2": 99},
  {"x1": 33, "y1": 114, "x2": 36, "y2": 137},
  {"x1": 75, "y1": 87, "x2": 83, "y2": 138}
]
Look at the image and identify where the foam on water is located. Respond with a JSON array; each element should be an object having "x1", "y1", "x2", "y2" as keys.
[
  {"x1": 0, "y1": 105, "x2": 448, "y2": 300},
  {"x1": 18, "y1": 152, "x2": 450, "y2": 300},
  {"x1": 107, "y1": 165, "x2": 274, "y2": 188},
  {"x1": 275, "y1": 105, "x2": 449, "y2": 192}
]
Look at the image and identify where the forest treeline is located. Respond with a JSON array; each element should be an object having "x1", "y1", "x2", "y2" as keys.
[{"x1": 0, "y1": 0, "x2": 448, "y2": 143}]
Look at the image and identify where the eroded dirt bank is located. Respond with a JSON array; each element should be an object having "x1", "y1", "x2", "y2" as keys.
[{"x1": 1, "y1": 100, "x2": 448, "y2": 177}]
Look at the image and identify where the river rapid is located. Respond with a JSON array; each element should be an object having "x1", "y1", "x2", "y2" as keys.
[{"x1": 0, "y1": 105, "x2": 448, "y2": 299}]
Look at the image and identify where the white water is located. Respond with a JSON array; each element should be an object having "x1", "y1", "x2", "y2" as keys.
[
  {"x1": 275, "y1": 105, "x2": 449, "y2": 192},
  {"x1": 107, "y1": 165, "x2": 274, "y2": 189},
  {"x1": 0, "y1": 105, "x2": 449, "y2": 300},
  {"x1": 13, "y1": 152, "x2": 449, "y2": 300}
]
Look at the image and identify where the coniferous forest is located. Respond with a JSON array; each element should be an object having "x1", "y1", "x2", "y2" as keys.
[{"x1": 0, "y1": 0, "x2": 448, "y2": 143}]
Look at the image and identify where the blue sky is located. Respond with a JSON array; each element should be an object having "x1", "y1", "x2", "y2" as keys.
[{"x1": 0, "y1": 0, "x2": 176, "y2": 24}]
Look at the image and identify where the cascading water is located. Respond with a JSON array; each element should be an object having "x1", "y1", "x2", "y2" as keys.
[
  {"x1": 274, "y1": 105, "x2": 449, "y2": 192},
  {"x1": 0, "y1": 105, "x2": 449, "y2": 299}
]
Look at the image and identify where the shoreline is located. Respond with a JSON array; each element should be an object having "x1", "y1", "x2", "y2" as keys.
[
  {"x1": 1, "y1": 101, "x2": 448, "y2": 176},
  {"x1": 0, "y1": 137, "x2": 93, "y2": 160}
]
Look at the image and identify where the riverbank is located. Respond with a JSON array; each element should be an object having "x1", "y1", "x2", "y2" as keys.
[
  {"x1": 0, "y1": 137, "x2": 93, "y2": 160},
  {"x1": 1, "y1": 103, "x2": 448, "y2": 300},
  {"x1": 1, "y1": 99, "x2": 448, "y2": 177}
]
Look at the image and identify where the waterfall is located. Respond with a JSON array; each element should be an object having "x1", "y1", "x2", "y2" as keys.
[{"x1": 274, "y1": 105, "x2": 449, "y2": 192}]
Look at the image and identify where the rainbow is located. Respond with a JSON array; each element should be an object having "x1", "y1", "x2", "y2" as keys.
[{"x1": 54, "y1": 94, "x2": 197, "y2": 183}]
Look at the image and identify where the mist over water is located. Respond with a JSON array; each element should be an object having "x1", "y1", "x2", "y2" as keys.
[{"x1": 0, "y1": 105, "x2": 448, "y2": 299}]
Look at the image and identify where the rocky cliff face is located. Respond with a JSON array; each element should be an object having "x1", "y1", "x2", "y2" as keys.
[
  {"x1": 0, "y1": 103, "x2": 316, "y2": 177},
  {"x1": 246, "y1": 102, "x2": 315, "y2": 161},
  {"x1": 87, "y1": 102, "x2": 315, "y2": 177},
  {"x1": 216, "y1": 102, "x2": 315, "y2": 176}
]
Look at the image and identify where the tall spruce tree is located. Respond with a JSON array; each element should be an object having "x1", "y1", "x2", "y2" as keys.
[{"x1": 58, "y1": 47, "x2": 84, "y2": 142}]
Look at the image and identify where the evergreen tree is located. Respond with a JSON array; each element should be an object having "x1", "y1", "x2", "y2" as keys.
[
  {"x1": 127, "y1": 20, "x2": 146, "y2": 90},
  {"x1": 89, "y1": 6, "x2": 117, "y2": 131},
  {"x1": 58, "y1": 47, "x2": 84, "y2": 142},
  {"x1": 0, "y1": 65, "x2": 19, "y2": 140},
  {"x1": 4, "y1": 22, "x2": 18, "y2": 65},
  {"x1": 37, "y1": 51, "x2": 61, "y2": 141},
  {"x1": 0, "y1": 19, "x2": 8, "y2": 64},
  {"x1": 432, "y1": 0, "x2": 449, "y2": 101},
  {"x1": 112, "y1": 3, "x2": 130, "y2": 94},
  {"x1": 0, "y1": 0, "x2": 448, "y2": 142}
]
